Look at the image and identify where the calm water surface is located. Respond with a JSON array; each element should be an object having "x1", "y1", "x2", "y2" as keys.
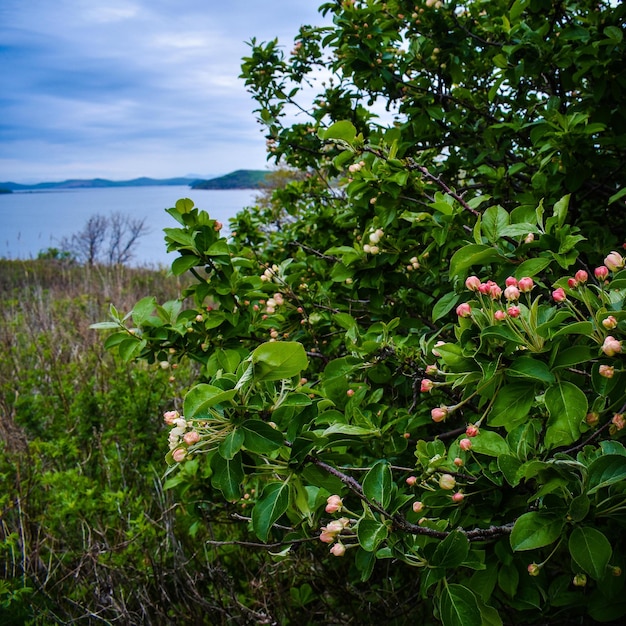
[{"x1": 0, "y1": 186, "x2": 258, "y2": 267}]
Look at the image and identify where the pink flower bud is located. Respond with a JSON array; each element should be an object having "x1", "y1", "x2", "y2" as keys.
[
  {"x1": 432, "y1": 341, "x2": 445, "y2": 357},
  {"x1": 456, "y1": 302, "x2": 472, "y2": 318},
  {"x1": 567, "y1": 278, "x2": 578, "y2": 289},
  {"x1": 183, "y1": 431, "x2": 200, "y2": 445},
  {"x1": 163, "y1": 410, "x2": 180, "y2": 425},
  {"x1": 552, "y1": 288, "x2": 567, "y2": 303},
  {"x1": 586, "y1": 412, "x2": 599, "y2": 426},
  {"x1": 420, "y1": 378, "x2": 434, "y2": 393},
  {"x1": 595, "y1": 265, "x2": 609, "y2": 280},
  {"x1": 346, "y1": 389, "x2": 355, "y2": 397},
  {"x1": 518, "y1": 276, "x2": 534, "y2": 293},
  {"x1": 478, "y1": 282, "x2": 490, "y2": 295},
  {"x1": 504, "y1": 285, "x2": 520, "y2": 301},
  {"x1": 465, "y1": 275, "x2": 481, "y2": 291},
  {"x1": 604, "y1": 251, "x2": 625, "y2": 272},
  {"x1": 524, "y1": 233, "x2": 535, "y2": 244},
  {"x1": 465, "y1": 424, "x2": 479, "y2": 437},
  {"x1": 325, "y1": 495, "x2": 343, "y2": 514},
  {"x1": 505, "y1": 276, "x2": 518, "y2": 287},
  {"x1": 431, "y1": 406, "x2": 448, "y2": 422},
  {"x1": 494, "y1": 309, "x2": 507, "y2": 321},
  {"x1": 453, "y1": 457, "x2": 463, "y2": 467},
  {"x1": 527, "y1": 563, "x2": 540, "y2": 576},
  {"x1": 172, "y1": 448, "x2": 187, "y2": 463},
  {"x1": 319, "y1": 531, "x2": 335, "y2": 543},
  {"x1": 488, "y1": 283, "x2": 502, "y2": 300},
  {"x1": 406, "y1": 476, "x2": 418, "y2": 486},
  {"x1": 439, "y1": 474, "x2": 456, "y2": 490},
  {"x1": 602, "y1": 316, "x2": 618, "y2": 330},
  {"x1": 575, "y1": 269, "x2": 588, "y2": 283},
  {"x1": 425, "y1": 364, "x2": 439, "y2": 375},
  {"x1": 612, "y1": 413, "x2": 625, "y2": 430},
  {"x1": 451, "y1": 492, "x2": 464, "y2": 503},
  {"x1": 330, "y1": 543, "x2": 346, "y2": 557},
  {"x1": 602, "y1": 335, "x2": 622, "y2": 357},
  {"x1": 507, "y1": 305, "x2": 521, "y2": 318},
  {"x1": 412, "y1": 501, "x2": 424, "y2": 513},
  {"x1": 599, "y1": 365, "x2": 615, "y2": 379},
  {"x1": 459, "y1": 438, "x2": 472, "y2": 451}
]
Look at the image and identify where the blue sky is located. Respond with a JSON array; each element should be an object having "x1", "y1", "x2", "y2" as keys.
[{"x1": 0, "y1": 1, "x2": 326, "y2": 183}]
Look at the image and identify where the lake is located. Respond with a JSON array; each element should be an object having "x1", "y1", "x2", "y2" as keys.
[{"x1": 0, "y1": 186, "x2": 259, "y2": 268}]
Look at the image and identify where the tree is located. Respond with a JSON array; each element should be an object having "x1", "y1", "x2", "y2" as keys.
[{"x1": 96, "y1": 1, "x2": 626, "y2": 624}]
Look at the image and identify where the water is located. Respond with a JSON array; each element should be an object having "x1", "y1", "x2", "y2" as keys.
[{"x1": 0, "y1": 186, "x2": 258, "y2": 268}]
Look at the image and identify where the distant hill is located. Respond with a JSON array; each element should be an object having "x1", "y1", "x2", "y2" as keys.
[
  {"x1": 0, "y1": 170, "x2": 269, "y2": 191},
  {"x1": 0, "y1": 188, "x2": 12, "y2": 194},
  {"x1": 191, "y1": 170, "x2": 269, "y2": 190}
]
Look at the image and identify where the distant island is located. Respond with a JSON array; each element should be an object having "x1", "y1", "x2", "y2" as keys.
[{"x1": 0, "y1": 169, "x2": 270, "y2": 192}]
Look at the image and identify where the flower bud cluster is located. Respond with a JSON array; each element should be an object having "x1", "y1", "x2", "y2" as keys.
[
  {"x1": 265, "y1": 292, "x2": 285, "y2": 314},
  {"x1": 260, "y1": 264, "x2": 280, "y2": 283},
  {"x1": 164, "y1": 410, "x2": 201, "y2": 462},
  {"x1": 348, "y1": 160, "x2": 366, "y2": 174}
]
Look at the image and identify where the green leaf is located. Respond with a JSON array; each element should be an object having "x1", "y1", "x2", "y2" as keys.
[
  {"x1": 449, "y1": 244, "x2": 506, "y2": 279},
  {"x1": 587, "y1": 454, "x2": 626, "y2": 494},
  {"x1": 433, "y1": 292, "x2": 462, "y2": 322},
  {"x1": 568, "y1": 527, "x2": 612, "y2": 580},
  {"x1": 251, "y1": 341, "x2": 308, "y2": 381},
  {"x1": 430, "y1": 531, "x2": 470, "y2": 568},
  {"x1": 183, "y1": 384, "x2": 237, "y2": 418},
  {"x1": 471, "y1": 431, "x2": 510, "y2": 457},
  {"x1": 515, "y1": 257, "x2": 552, "y2": 277},
  {"x1": 131, "y1": 296, "x2": 157, "y2": 325},
  {"x1": 320, "y1": 120, "x2": 357, "y2": 143},
  {"x1": 439, "y1": 584, "x2": 482, "y2": 626},
  {"x1": 322, "y1": 423, "x2": 380, "y2": 437},
  {"x1": 218, "y1": 428, "x2": 245, "y2": 460},
  {"x1": 507, "y1": 356, "x2": 555, "y2": 384},
  {"x1": 544, "y1": 381, "x2": 587, "y2": 449},
  {"x1": 252, "y1": 482, "x2": 290, "y2": 542},
  {"x1": 362, "y1": 460, "x2": 392, "y2": 508},
  {"x1": 241, "y1": 420, "x2": 284, "y2": 454},
  {"x1": 171, "y1": 254, "x2": 201, "y2": 275},
  {"x1": 489, "y1": 383, "x2": 535, "y2": 430},
  {"x1": 510, "y1": 512, "x2": 563, "y2": 551},
  {"x1": 357, "y1": 518, "x2": 389, "y2": 552},
  {"x1": 481, "y1": 205, "x2": 510, "y2": 243},
  {"x1": 210, "y1": 453, "x2": 244, "y2": 501}
]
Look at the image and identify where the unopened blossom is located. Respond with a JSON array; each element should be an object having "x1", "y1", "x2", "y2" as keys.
[
  {"x1": 603, "y1": 316, "x2": 618, "y2": 330},
  {"x1": 412, "y1": 501, "x2": 424, "y2": 513},
  {"x1": 466, "y1": 424, "x2": 479, "y2": 437},
  {"x1": 172, "y1": 448, "x2": 187, "y2": 463},
  {"x1": 527, "y1": 563, "x2": 540, "y2": 576},
  {"x1": 595, "y1": 265, "x2": 609, "y2": 281},
  {"x1": 524, "y1": 233, "x2": 535, "y2": 244},
  {"x1": 163, "y1": 410, "x2": 180, "y2": 425},
  {"x1": 319, "y1": 530, "x2": 335, "y2": 543},
  {"x1": 325, "y1": 495, "x2": 343, "y2": 514},
  {"x1": 465, "y1": 275, "x2": 481, "y2": 291},
  {"x1": 451, "y1": 492, "x2": 465, "y2": 503},
  {"x1": 406, "y1": 476, "x2": 418, "y2": 486},
  {"x1": 612, "y1": 413, "x2": 625, "y2": 430},
  {"x1": 552, "y1": 288, "x2": 567, "y2": 303},
  {"x1": 586, "y1": 412, "x2": 600, "y2": 426},
  {"x1": 494, "y1": 309, "x2": 507, "y2": 321},
  {"x1": 573, "y1": 573, "x2": 587, "y2": 587},
  {"x1": 567, "y1": 278, "x2": 578, "y2": 289},
  {"x1": 602, "y1": 335, "x2": 622, "y2": 357},
  {"x1": 459, "y1": 438, "x2": 472, "y2": 451},
  {"x1": 420, "y1": 378, "x2": 434, "y2": 393},
  {"x1": 456, "y1": 303, "x2": 472, "y2": 318},
  {"x1": 183, "y1": 431, "x2": 200, "y2": 445},
  {"x1": 425, "y1": 364, "x2": 439, "y2": 375},
  {"x1": 330, "y1": 543, "x2": 346, "y2": 557},
  {"x1": 504, "y1": 285, "x2": 520, "y2": 301},
  {"x1": 439, "y1": 474, "x2": 456, "y2": 490},
  {"x1": 605, "y1": 251, "x2": 625, "y2": 272},
  {"x1": 431, "y1": 406, "x2": 448, "y2": 422},
  {"x1": 507, "y1": 306, "x2": 521, "y2": 318},
  {"x1": 518, "y1": 277, "x2": 534, "y2": 293},
  {"x1": 369, "y1": 228, "x2": 384, "y2": 244},
  {"x1": 488, "y1": 283, "x2": 503, "y2": 300},
  {"x1": 575, "y1": 269, "x2": 588, "y2": 283},
  {"x1": 453, "y1": 457, "x2": 463, "y2": 467},
  {"x1": 505, "y1": 276, "x2": 518, "y2": 287},
  {"x1": 599, "y1": 365, "x2": 615, "y2": 379},
  {"x1": 432, "y1": 341, "x2": 446, "y2": 357}
]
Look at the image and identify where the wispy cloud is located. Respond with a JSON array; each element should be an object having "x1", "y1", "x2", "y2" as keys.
[{"x1": 0, "y1": 0, "x2": 325, "y2": 183}]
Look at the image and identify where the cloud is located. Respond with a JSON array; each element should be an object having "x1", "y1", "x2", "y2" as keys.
[{"x1": 0, "y1": 0, "x2": 326, "y2": 183}]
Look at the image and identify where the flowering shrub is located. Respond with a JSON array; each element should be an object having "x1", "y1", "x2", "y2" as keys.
[{"x1": 93, "y1": 1, "x2": 626, "y2": 624}]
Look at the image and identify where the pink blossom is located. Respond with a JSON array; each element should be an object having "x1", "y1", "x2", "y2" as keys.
[
  {"x1": 602, "y1": 316, "x2": 618, "y2": 330},
  {"x1": 431, "y1": 406, "x2": 448, "y2": 422},
  {"x1": 505, "y1": 276, "x2": 518, "y2": 287},
  {"x1": 319, "y1": 531, "x2": 335, "y2": 543},
  {"x1": 575, "y1": 269, "x2": 588, "y2": 283},
  {"x1": 605, "y1": 251, "x2": 624, "y2": 272},
  {"x1": 439, "y1": 474, "x2": 456, "y2": 490},
  {"x1": 456, "y1": 302, "x2": 472, "y2": 318},
  {"x1": 528, "y1": 563, "x2": 540, "y2": 576},
  {"x1": 488, "y1": 283, "x2": 502, "y2": 300},
  {"x1": 459, "y1": 438, "x2": 472, "y2": 451},
  {"x1": 325, "y1": 495, "x2": 343, "y2": 514},
  {"x1": 172, "y1": 448, "x2": 187, "y2": 463},
  {"x1": 595, "y1": 266, "x2": 609, "y2": 280},
  {"x1": 183, "y1": 431, "x2": 200, "y2": 445},
  {"x1": 451, "y1": 492, "x2": 465, "y2": 503},
  {"x1": 552, "y1": 288, "x2": 567, "y2": 303},
  {"x1": 330, "y1": 543, "x2": 346, "y2": 557},
  {"x1": 406, "y1": 476, "x2": 418, "y2": 486},
  {"x1": 412, "y1": 501, "x2": 424, "y2": 513},
  {"x1": 567, "y1": 278, "x2": 578, "y2": 289},
  {"x1": 425, "y1": 364, "x2": 439, "y2": 375},
  {"x1": 453, "y1": 457, "x2": 463, "y2": 467},
  {"x1": 465, "y1": 424, "x2": 479, "y2": 437},
  {"x1": 518, "y1": 277, "x2": 534, "y2": 293},
  {"x1": 602, "y1": 335, "x2": 622, "y2": 357},
  {"x1": 163, "y1": 410, "x2": 180, "y2": 425},
  {"x1": 420, "y1": 378, "x2": 434, "y2": 393},
  {"x1": 599, "y1": 365, "x2": 615, "y2": 379},
  {"x1": 465, "y1": 275, "x2": 481, "y2": 291},
  {"x1": 612, "y1": 414, "x2": 625, "y2": 430},
  {"x1": 504, "y1": 285, "x2": 520, "y2": 301},
  {"x1": 507, "y1": 305, "x2": 521, "y2": 318},
  {"x1": 494, "y1": 309, "x2": 507, "y2": 321}
]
